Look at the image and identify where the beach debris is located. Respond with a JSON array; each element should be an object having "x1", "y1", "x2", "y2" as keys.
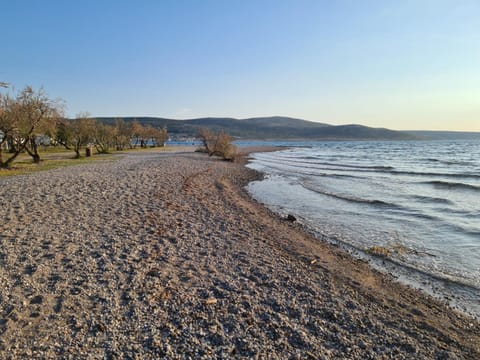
[
  {"x1": 205, "y1": 298, "x2": 218, "y2": 305},
  {"x1": 367, "y1": 243, "x2": 436, "y2": 259},
  {"x1": 310, "y1": 259, "x2": 317, "y2": 265},
  {"x1": 160, "y1": 289, "x2": 172, "y2": 300},
  {"x1": 285, "y1": 214, "x2": 297, "y2": 222},
  {"x1": 366, "y1": 246, "x2": 391, "y2": 257}
]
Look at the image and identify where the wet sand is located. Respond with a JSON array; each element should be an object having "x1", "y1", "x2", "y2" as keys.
[{"x1": 0, "y1": 149, "x2": 478, "y2": 359}]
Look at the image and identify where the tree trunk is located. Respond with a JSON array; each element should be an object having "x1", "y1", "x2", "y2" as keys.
[
  {"x1": 0, "y1": 158, "x2": 13, "y2": 168},
  {"x1": 7, "y1": 138, "x2": 16, "y2": 153},
  {"x1": 26, "y1": 137, "x2": 41, "y2": 164},
  {"x1": 0, "y1": 140, "x2": 27, "y2": 168}
]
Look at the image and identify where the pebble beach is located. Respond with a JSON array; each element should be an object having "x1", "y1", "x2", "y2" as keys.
[{"x1": 0, "y1": 149, "x2": 479, "y2": 359}]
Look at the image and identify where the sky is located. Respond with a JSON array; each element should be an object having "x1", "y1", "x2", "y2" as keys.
[{"x1": 1, "y1": 0, "x2": 479, "y2": 131}]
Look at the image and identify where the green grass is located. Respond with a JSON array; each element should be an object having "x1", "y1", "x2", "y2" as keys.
[
  {"x1": 0, "y1": 155, "x2": 115, "y2": 177},
  {"x1": 0, "y1": 145, "x2": 191, "y2": 177}
]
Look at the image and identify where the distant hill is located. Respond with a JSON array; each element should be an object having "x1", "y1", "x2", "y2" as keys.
[
  {"x1": 96, "y1": 116, "x2": 416, "y2": 140},
  {"x1": 406, "y1": 130, "x2": 480, "y2": 140}
]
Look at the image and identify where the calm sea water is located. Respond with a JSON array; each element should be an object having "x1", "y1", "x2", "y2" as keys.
[{"x1": 246, "y1": 140, "x2": 480, "y2": 318}]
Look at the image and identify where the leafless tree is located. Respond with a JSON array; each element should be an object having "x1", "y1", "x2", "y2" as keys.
[
  {"x1": 56, "y1": 112, "x2": 96, "y2": 158},
  {"x1": 130, "y1": 120, "x2": 144, "y2": 148},
  {"x1": 93, "y1": 121, "x2": 114, "y2": 154},
  {"x1": 145, "y1": 125, "x2": 168, "y2": 147},
  {"x1": 198, "y1": 128, "x2": 237, "y2": 160},
  {"x1": 0, "y1": 86, "x2": 62, "y2": 167},
  {"x1": 112, "y1": 118, "x2": 132, "y2": 150}
]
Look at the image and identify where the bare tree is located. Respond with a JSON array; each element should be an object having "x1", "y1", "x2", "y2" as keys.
[
  {"x1": 198, "y1": 128, "x2": 215, "y2": 154},
  {"x1": 214, "y1": 130, "x2": 237, "y2": 160},
  {"x1": 93, "y1": 121, "x2": 114, "y2": 154},
  {"x1": 130, "y1": 120, "x2": 144, "y2": 148},
  {"x1": 198, "y1": 128, "x2": 237, "y2": 160},
  {"x1": 112, "y1": 118, "x2": 132, "y2": 150},
  {"x1": 24, "y1": 94, "x2": 64, "y2": 163},
  {"x1": 145, "y1": 125, "x2": 168, "y2": 147},
  {"x1": 138, "y1": 123, "x2": 151, "y2": 148},
  {"x1": 0, "y1": 86, "x2": 62, "y2": 167},
  {"x1": 56, "y1": 113, "x2": 96, "y2": 158},
  {"x1": 153, "y1": 126, "x2": 168, "y2": 147},
  {"x1": 0, "y1": 94, "x2": 16, "y2": 166}
]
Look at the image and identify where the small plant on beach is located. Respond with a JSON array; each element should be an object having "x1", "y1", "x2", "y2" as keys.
[
  {"x1": 197, "y1": 128, "x2": 237, "y2": 161},
  {"x1": 366, "y1": 245, "x2": 391, "y2": 258}
]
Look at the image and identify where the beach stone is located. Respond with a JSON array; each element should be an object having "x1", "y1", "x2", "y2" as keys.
[
  {"x1": 286, "y1": 214, "x2": 297, "y2": 222},
  {"x1": 30, "y1": 295, "x2": 43, "y2": 305}
]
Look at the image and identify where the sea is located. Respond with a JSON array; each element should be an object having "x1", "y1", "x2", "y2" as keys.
[{"x1": 244, "y1": 140, "x2": 480, "y2": 319}]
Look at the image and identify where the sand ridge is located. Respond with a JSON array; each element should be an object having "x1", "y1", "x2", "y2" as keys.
[{"x1": 0, "y1": 149, "x2": 478, "y2": 359}]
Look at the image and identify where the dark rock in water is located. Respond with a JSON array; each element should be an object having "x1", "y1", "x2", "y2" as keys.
[{"x1": 286, "y1": 214, "x2": 296, "y2": 222}]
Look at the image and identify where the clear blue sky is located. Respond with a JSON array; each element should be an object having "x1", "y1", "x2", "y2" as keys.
[{"x1": 1, "y1": 0, "x2": 479, "y2": 131}]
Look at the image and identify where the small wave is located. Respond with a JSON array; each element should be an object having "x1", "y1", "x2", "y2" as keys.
[
  {"x1": 422, "y1": 180, "x2": 480, "y2": 191},
  {"x1": 301, "y1": 156, "x2": 320, "y2": 160},
  {"x1": 410, "y1": 195, "x2": 454, "y2": 205},
  {"x1": 313, "y1": 227, "x2": 480, "y2": 292},
  {"x1": 377, "y1": 253, "x2": 480, "y2": 292},
  {"x1": 390, "y1": 170, "x2": 480, "y2": 179},
  {"x1": 301, "y1": 182, "x2": 401, "y2": 209},
  {"x1": 423, "y1": 158, "x2": 473, "y2": 166},
  {"x1": 259, "y1": 158, "x2": 394, "y2": 173},
  {"x1": 407, "y1": 211, "x2": 439, "y2": 221},
  {"x1": 256, "y1": 153, "x2": 394, "y2": 170},
  {"x1": 462, "y1": 212, "x2": 480, "y2": 219},
  {"x1": 465, "y1": 229, "x2": 480, "y2": 237},
  {"x1": 256, "y1": 155, "x2": 480, "y2": 179},
  {"x1": 255, "y1": 159, "x2": 364, "y2": 178},
  {"x1": 312, "y1": 161, "x2": 395, "y2": 171}
]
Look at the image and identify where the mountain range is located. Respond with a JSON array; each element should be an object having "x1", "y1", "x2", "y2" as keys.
[{"x1": 97, "y1": 116, "x2": 421, "y2": 140}]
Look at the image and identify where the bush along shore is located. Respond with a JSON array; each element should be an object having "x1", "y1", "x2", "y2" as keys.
[{"x1": 0, "y1": 148, "x2": 478, "y2": 359}]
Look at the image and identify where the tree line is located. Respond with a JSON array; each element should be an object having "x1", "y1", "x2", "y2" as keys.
[{"x1": 0, "y1": 85, "x2": 168, "y2": 168}]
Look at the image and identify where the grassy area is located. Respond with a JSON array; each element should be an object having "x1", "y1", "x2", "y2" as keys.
[
  {"x1": 0, "y1": 145, "x2": 194, "y2": 177},
  {"x1": 0, "y1": 154, "x2": 116, "y2": 177}
]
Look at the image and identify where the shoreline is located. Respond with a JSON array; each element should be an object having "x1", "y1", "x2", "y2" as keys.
[
  {"x1": 245, "y1": 146, "x2": 480, "y2": 321},
  {"x1": 0, "y1": 148, "x2": 478, "y2": 358}
]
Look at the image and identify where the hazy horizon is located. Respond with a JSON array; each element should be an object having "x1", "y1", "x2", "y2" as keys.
[{"x1": 2, "y1": 1, "x2": 479, "y2": 131}]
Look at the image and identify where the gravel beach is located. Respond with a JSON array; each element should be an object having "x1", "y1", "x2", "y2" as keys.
[{"x1": 0, "y1": 149, "x2": 479, "y2": 359}]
